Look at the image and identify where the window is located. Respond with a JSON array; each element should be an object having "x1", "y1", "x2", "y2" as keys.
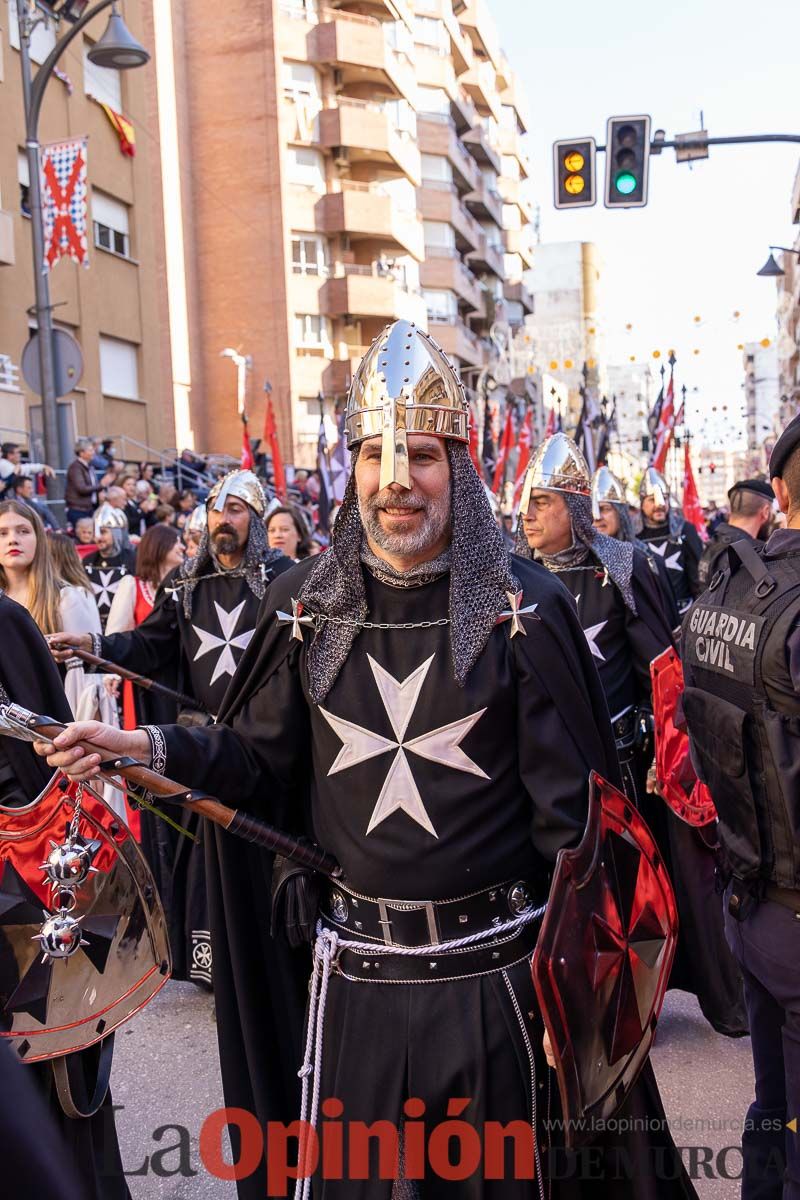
[
  {"x1": 17, "y1": 150, "x2": 30, "y2": 218},
  {"x1": 385, "y1": 98, "x2": 416, "y2": 139},
  {"x1": 83, "y1": 39, "x2": 122, "y2": 110},
  {"x1": 279, "y1": 0, "x2": 318, "y2": 18},
  {"x1": 423, "y1": 220, "x2": 455, "y2": 249},
  {"x1": 92, "y1": 190, "x2": 131, "y2": 258},
  {"x1": 423, "y1": 289, "x2": 457, "y2": 322},
  {"x1": 282, "y1": 61, "x2": 321, "y2": 100},
  {"x1": 414, "y1": 16, "x2": 447, "y2": 51},
  {"x1": 294, "y1": 314, "x2": 332, "y2": 351},
  {"x1": 421, "y1": 154, "x2": 452, "y2": 183},
  {"x1": 416, "y1": 86, "x2": 450, "y2": 116},
  {"x1": 384, "y1": 20, "x2": 413, "y2": 58},
  {"x1": 286, "y1": 147, "x2": 325, "y2": 191},
  {"x1": 291, "y1": 233, "x2": 329, "y2": 275},
  {"x1": 7, "y1": 1, "x2": 56, "y2": 63},
  {"x1": 99, "y1": 336, "x2": 139, "y2": 400}
]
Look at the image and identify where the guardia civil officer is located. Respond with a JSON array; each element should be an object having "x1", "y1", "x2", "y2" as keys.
[
  {"x1": 697, "y1": 477, "x2": 775, "y2": 588},
  {"x1": 682, "y1": 414, "x2": 800, "y2": 1200}
]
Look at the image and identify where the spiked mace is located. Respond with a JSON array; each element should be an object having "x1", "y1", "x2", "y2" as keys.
[{"x1": 0, "y1": 703, "x2": 341, "y2": 879}]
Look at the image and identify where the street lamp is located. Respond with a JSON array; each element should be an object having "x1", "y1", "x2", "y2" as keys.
[
  {"x1": 16, "y1": 0, "x2": 149, "y2": 486},
  {"x1": 756, "y1": 246, "x2": 800, "y2": 277}
]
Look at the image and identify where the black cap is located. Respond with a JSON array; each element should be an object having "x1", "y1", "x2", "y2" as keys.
[
  {"x1": 769, "y1": 414, "x2": 800, "y2": 479},
  {"x1": 727, "y1": 478, "x2": 775, "y2": 503}
]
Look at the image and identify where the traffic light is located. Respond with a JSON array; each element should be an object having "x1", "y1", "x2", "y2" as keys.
[
  {"x1": 552, "y1": 138, "x2": 597, "y2": 209},
  {"x1": 604, "y1": 115, "x2": 651, "y2": 208}
]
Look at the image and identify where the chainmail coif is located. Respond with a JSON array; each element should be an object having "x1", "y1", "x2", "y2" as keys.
[
  {"x1": 516, "y1": 492, "x2": 637, "y2": 614},
  {"x1": 179, "y1": 510, "x2": 283, "y2": 619},
  {"x1": 297, "y1": 441, "x2": 518, "y2": 705}
]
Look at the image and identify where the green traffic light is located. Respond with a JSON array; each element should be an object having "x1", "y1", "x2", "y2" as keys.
[{"x1": 615, "y1": 171, "x2": 637, "y2": 195}]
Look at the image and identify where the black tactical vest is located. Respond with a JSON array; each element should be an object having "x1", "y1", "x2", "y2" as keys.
[
  {"x1": 697, "y1": 524, "x2": 759, "y2": 589},
  {"x1": 682, "y1": 538, "x2": 800, "y2": 888}
]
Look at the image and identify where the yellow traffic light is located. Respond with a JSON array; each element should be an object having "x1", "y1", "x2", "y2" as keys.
[
  {"x1": 565, "y1": 175, "x2": 585, "y2": 195},
  {"x1": 564, "y1": 151, "x2": 585, "y2": 172},
  {"x1": 553, "y1": 137, "x2": 596, "y2": 209}
]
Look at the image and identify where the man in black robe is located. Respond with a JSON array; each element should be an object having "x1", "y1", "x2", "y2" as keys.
[
  {"x1": 82, "y1": 503, "x2": 137, "y2": 631},
  {"x1": 52, "y1": 469, "x2": 289, "y2": 987},
  {"x1": 0, "y1": 592, "x2": 128, "y2": 1200},
  {"x1": 698, "y1": 478, "x2": 774, "y2": 587},
  {"x1": 42, "y1": 324, "x2": 697, "y2": 1199},
  {"x1": 638, "y1": 468, "x2": 704, "y2": 615},
  {"x1": 518, "y1": 436, "x2": 747, "y2": 1039}
]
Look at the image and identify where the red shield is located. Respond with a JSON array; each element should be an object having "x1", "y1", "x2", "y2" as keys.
[
  {"x1": 531, "y1": 773, "x2": 678, "y2": 1146},
  {"x1": 651, "y1": 646, "x2": 717, "y2": 827},
  {"x1": 0, "y1": 773, "x2": 170, "y2": 1064}
]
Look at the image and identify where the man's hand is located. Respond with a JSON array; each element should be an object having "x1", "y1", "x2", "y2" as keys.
[
  {"x1": 33, "y1": 722, "x2": 152, "y2": 782},
  {"x1": 543, "y1": 1028, "x2": 556, "y2": 1069},
  {"x1": 46, "y1": 632, "x2": 93, "y2": 664},
  {"x1": 42, "y1": 465, "x2": 56, "y2": 478}
]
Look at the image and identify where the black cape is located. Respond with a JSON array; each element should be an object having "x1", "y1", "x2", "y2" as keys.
[
  {"x1": 0, "y1": 593, "x2": 129, "y2": 1200},
  {"x1": 153, "y1": 555, "x2": 696, "y2": 1199}
]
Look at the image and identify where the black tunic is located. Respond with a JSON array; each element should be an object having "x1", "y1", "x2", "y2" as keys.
[
  {"x1": 0, "y1": 594, "x2": 129, "y2": 1200},
  {"x1": 639, "y1": 518, "x2": 704, "y2": 614},
  {"x1": 151, "y1": 556, "x2": 696, "y2": 1200},
  {"x1": 83, "y1": 547, "x2": 137, "y2": 631}
]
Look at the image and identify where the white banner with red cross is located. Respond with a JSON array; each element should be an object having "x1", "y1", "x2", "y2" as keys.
[{"x1": 40, "y1": 137, "x2": 89, "y2": 272}]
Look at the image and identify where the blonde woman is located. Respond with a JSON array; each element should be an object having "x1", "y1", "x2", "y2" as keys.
[{"x1": 0, "y1": 500, "x2": 101, "y2": 715}]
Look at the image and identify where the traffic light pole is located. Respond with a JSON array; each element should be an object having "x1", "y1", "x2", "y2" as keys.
[{"x1": 594, "y1": 132, "x2": 800, "y2": 153}]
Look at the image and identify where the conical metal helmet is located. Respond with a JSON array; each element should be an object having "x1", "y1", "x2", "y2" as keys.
[
  {"x1": 93, "y1": 502, "x2": 127, "y2": 540},
  {"x1": 185, "y1": 504, "x2": 208, "y2": 535},
  {"x1": 519, "y1": 433, "x2": 591, "y2": 514},
  {"x1": 639, "y1": 466, "x2": 670, "y2": 508},
  {"x1": 345, "y1": 320, "x2": 470, "y2": 489},
  {"x1": 207, "y1": 469, "x2": 266, "y2": 518},
  {"x1": 591, "y1": 466, "x2": 627, "y2": 519}
]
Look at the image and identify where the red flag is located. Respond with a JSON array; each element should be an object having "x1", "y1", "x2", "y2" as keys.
[
  {"x1": 492, "y1": 405, "x2": 515, "y2": 493},
  {"x1": 240, "y1": 416, "x2": 254, "y2": 469},
  {"x1": 263, "y1": 398, "x2": 286, "y2": 499},
  {"x1": 512, "y1": 409, "x2": 533, "y2": 505},
  {"x1": 544, "y1": 406, "x2": 557, "y2": 438},
  {"x1": 683, "y1": 442, "x2": 706, "y2": 538},
  {"x1": 652, "y1": 371, "x2": 675, "y2": 473}
]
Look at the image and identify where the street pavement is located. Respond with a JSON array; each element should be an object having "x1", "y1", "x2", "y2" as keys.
[{"x1": 112, "y1": 982, "x2": 754, "y2": 1199}]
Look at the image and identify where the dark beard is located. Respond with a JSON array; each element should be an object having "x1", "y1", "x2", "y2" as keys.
[{"x1": 211, "y1": 528, "x2": 241, "y2": 557}]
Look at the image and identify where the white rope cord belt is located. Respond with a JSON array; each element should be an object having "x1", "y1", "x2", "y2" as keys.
[{"x1": 294, "y1": 904, "x2": 546, "y2": 1200}]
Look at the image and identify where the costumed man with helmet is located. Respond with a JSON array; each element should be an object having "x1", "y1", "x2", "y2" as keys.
[
  {"x1": 681, "y1": 415, "x2": 800, "y2": 1199},
  {"x1": 83, "y1": 503, "x2": 137, "y2": 631},
  {"x1": 592, "y1": 466, "x2": 681, "y2": 628},
  {"x1": 50, "y1": 470, "x2": 291, "y2": 989},
  {"x1": 639, "y1": 467, "x2": 704, "y2": 615},
  {"x1": 41, "y1": 322, "x2": 697, "y2": 1200},
  {"x1": 0, "y1": 592, "x2": 170, "y2": 1200},
  {"x1": 698, "y1": 478, "x2": 775, "y2": 588},
  {"x1": 520, "y1": 436, "x2": 746, "y2": 1039}
]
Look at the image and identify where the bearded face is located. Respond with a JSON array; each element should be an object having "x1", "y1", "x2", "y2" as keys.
[{"x1": 355, "y1": 435, "x2": 453, "y2": 562}]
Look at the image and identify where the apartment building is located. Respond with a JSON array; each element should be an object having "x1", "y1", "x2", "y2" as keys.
[
  {"x1": 157, "y1": 0, "x2": 535, "y2": 464},
  {"x1": 776, "y1": 160, "x2": 800, "y2": 426},
  {"x1": 0, "y1": 0, "x2": 174, "y2": 465}
]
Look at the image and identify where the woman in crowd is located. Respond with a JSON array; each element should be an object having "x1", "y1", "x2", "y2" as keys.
[
  {"x1": 266, "y1": 504, "x2": 311, "y2": 561},
  {"x1": 0, "y1": 500, "x2": 101, "y2": 715}
]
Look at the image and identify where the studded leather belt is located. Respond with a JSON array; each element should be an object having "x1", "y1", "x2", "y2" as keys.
[{"x1": 321, "y1": 877, "x2": 543, "y2": 949}]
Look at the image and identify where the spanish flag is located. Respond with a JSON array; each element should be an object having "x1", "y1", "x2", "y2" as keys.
[{"x1": 100, "y1": 103, "x2": 136, "y2": 157}]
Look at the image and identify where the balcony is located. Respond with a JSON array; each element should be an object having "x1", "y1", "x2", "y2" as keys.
[
  {"x1": 504, "y1": 279, "x2": 534, "y2": 314},
  {"x1": 467, "y1": 233, "x2": 504, "y2": 279},
  {"x1": 421, "y1": 247, "x2": 484, "y2": 314},
  {"x1": 308, "y1": 10, "x2": 415, "y2": 101},
  {"x1": 316, "y1": 181, "x2": 424, "y2": 259},
  {"x1": 419, "y1": 181, "x2": 482, "y2": 253},
  {"x1": 462, "y1": 56, "x2": 500, "y2": 122},
  {"x1": 0, "y1": 211, "x2": 14, "y2": 267},
  {"x1": 450, "y1": 87, "x2": 477, "y2": 135},
  {"x1": 497, "y1": 126, "x2": 531, "y2": 178},
  {"x1": 321, "y1": 265, "x2": 423, "y2": 321},
  {"x1": 454, "y1": 0, "x2": 502, "y2": 72},
  {"x1": 462, "y1": 122, "x2": 501, "y2": 175},
  {"x1": 429, "y1": 318, "x2": 484, "y2": 368},
  {"x1": 502, "y1": 227, "x2": 534, "y2": 269},
  {"x1": 322, "y1": 347, "x2": 370, "y2": 396},
  {"x1": 417, "y1": 115, "x2": 479, "y2": 192},
  {"x1": 415, "y1": 47, "x2": 458, "y2": 93},
  {"x1": 319, "y1": 99, "x2": 421, "y2": 185},
  {"x1": 497, "y1": 176, "x2": 535, "y2": 223},
  {"x1": 464, "y1": 178, "x2": 503, "y2": 228}
]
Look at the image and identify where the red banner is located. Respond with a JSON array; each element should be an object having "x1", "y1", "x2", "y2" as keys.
[
  {"x1": 683, "y1": 441, "x2": 706, "y2": 536},
  {"x1": 263, "y1": 398, "x2": 286, "y2": 499}
]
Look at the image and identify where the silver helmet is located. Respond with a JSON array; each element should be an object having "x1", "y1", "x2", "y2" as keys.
[
  {"x1": 207, "y1": 469, "x2": 266, "y2": 518},
  {"x1": 93, "y1": 502, "x2": 127, "y2": 541},
  {"x1": 345, "y1": 320, "x2": 470, "y2": 490},
  {"x1": 639, "y1": 466, "x2": 670, "y2": 509},
  {"x1": 184, "y1": 504, "x2": 208, "y2": 536},
  {"x1": 591, "y1": 466, "x2": 627, "y2": 520},
  {"x1": 519, "y1": 433, "x2": 591, "y2": 514}
]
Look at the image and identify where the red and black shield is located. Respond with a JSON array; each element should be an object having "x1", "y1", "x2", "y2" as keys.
[
  {"x1": 651, "y1": 646, "x2": 717, "y2": 827},
  {"x1": 531, "y1": 772, "x2": 678, "y2": 1146},
  {"x1": 0, "y1": 773, "x2": 170, "y2": 1064}
]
